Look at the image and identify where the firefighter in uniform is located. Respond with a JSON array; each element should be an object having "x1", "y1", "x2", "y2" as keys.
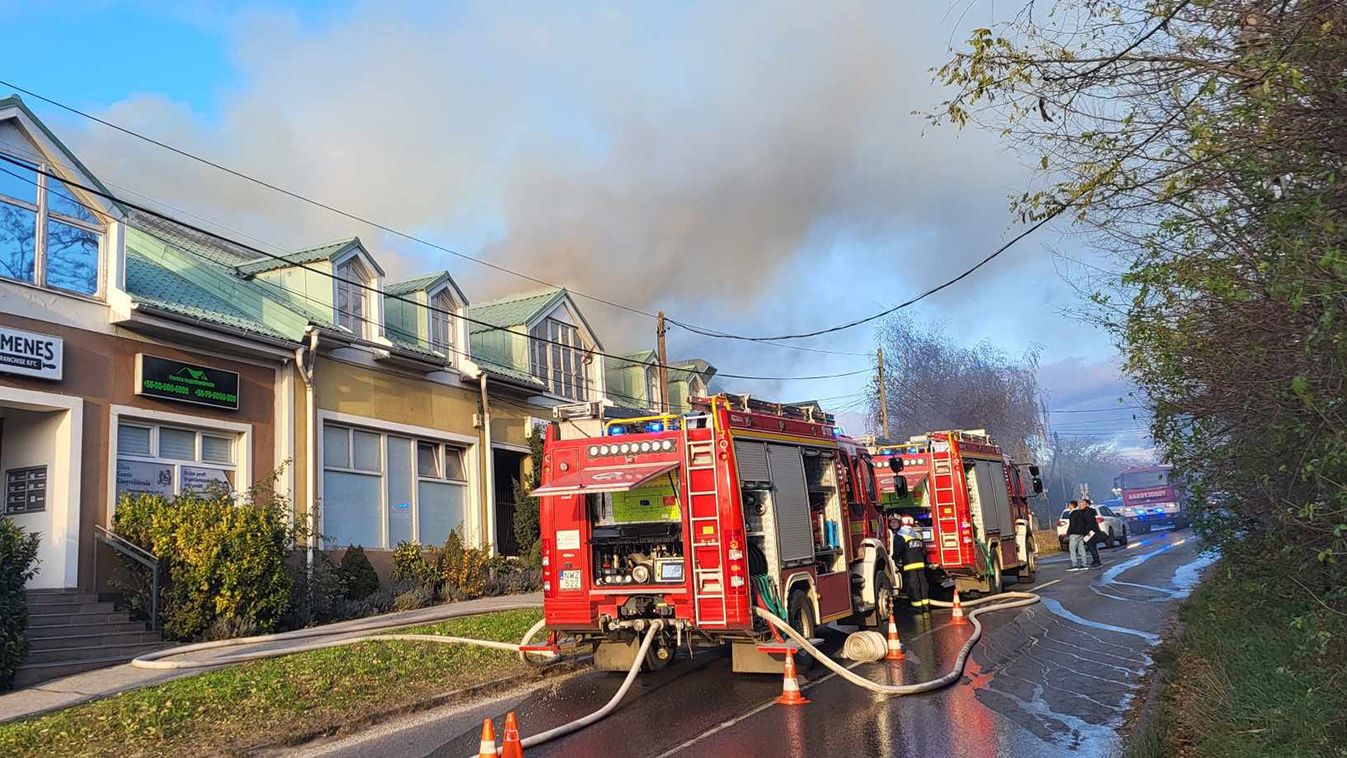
[{"x1": 895, "y1": 515, "x2": 931, "y2": 612}]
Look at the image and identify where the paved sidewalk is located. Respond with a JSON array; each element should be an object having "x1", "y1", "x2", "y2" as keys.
[{"x1": 0, "y1": 593, "x2": 541, "y2": 724}]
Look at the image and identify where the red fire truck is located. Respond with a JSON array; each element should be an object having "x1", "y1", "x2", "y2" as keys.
[
  {"x1": 870, "y1": 431, "x2": 1042, "y2": 595},
  {"x1": 535, "y1": 395, "x2": 896, "y2": 674}
]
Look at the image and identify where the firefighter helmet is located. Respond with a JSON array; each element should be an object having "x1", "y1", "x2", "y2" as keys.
[{"x1": 900, "y1": 515, "x2": 916, "y2": 527}]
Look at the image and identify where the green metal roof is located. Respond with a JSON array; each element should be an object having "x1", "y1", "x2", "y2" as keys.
[
  {"x1": 235, "y1": 238, "x2": 361, "y2": 276},
  {"x1": 124, "y1": 249, "x2": 293, "y2": 342},
  {"x1": 478, "y1": 361, "x2": 547, "y2": 389},
  {"x1": 385, "y1": 273, "x2": 442, "y2": 296},
  {"x1": 127, "y1": 210, "x2": 265, "y2": 267},
  {"x1": 465, "y1": 288, "x2": 565, "y2": 333}
]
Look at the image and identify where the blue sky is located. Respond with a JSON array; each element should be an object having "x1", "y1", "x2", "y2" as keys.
[{"x1": 0, "y1": 0, "x2": 1150, "y2": 451}]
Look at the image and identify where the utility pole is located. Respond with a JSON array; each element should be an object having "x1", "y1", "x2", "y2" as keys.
[
  {"x1": 656, "y1": 311, "x2": 669, "y2": 413},
  {"x1": 876, "y1": 347, "x2": 890, "y2": 440}
]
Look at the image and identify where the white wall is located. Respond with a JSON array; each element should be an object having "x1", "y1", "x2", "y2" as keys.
[{"x1": 1, "y1": 403, "x2": 80, "y2": 588}]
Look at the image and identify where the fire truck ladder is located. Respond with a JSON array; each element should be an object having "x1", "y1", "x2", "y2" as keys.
[
  {"x1": 931, "y1": 436, "x2": 965, "y2": 568},
  {"x1": 683, "y1": 415, "x2": 727, "y2": 626}
]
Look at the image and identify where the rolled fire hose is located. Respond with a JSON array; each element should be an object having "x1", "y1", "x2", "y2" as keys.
[
  {"x1": 841, "y1": 630, "x2": 889, "y2": 662},
  {"x1": 757, "y1": 591, "x2": 1041, "y2": 695}
]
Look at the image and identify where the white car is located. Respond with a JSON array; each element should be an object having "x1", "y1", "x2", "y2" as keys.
[{"x1": 1056, "y1": 505, "x2": 1129, "y2": 549}]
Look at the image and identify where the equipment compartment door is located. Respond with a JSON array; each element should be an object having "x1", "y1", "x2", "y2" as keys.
[{"x1": 767, "y1": 444, "x2": 814, "y2": 565}]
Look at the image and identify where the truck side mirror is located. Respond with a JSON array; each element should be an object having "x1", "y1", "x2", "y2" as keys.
[
  {"x1": 894, "y1": 476, "x2": 908, "y2": 498},
  {"x1": 1028, "y1": 465, "x2": 1041, "y2": 477},
  {"x1": 888, "y1": 458, "x2": 903, "y2": 473},
  {"x1": 1032, "y1": 477, "x2": 1044, "y2": 495}
]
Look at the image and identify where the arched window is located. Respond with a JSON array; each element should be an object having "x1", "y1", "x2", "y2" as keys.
[{"x1": 334, "y1": 256, "x2": 371, "y2": 338}]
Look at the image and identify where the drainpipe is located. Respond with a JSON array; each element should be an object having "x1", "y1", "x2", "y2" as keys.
[
  {"x1": 479, "y1": 373, "x2": 496, "y2": 556},
  {"x1": 295, "y1": 327, "x2": 319, "y2": 573}
]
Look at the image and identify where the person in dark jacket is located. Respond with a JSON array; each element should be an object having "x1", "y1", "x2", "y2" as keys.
[
  {"x1": 1080, "y1": 498, "x2": 1104, "y2": 568},
  {"x1": 1065, "y1": 500, "x2": 1092, "y2": 571},
  {"x1": 893, "y1": 515, "x2": 931, "y2": 612}
]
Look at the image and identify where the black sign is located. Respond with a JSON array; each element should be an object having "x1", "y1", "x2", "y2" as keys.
[
  {"x1": 136, "y1": 354, "x2": 240, "y2": 411},
  {"x1": 5, "y1": 466, "x2": 46, "y2": 515}
]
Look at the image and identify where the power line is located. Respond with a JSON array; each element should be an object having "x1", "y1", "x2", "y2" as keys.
[
  {"x1": 0, "y1": 156, "x2": 867, "y2": 384},
  {"x1": 0, "y1": 80, "x2": 871, "y2": 361}
]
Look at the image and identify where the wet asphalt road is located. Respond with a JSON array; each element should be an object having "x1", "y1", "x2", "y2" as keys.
[{"x1": 303, "y1": 529, "x2": 1209, "y2": 758}]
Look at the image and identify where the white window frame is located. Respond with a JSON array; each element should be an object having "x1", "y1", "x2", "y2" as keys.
[
  {"x1": 106, "y1": 405, "x2": 253, "y2": 522},
  {"x1": 428, "y1": 286, "x2": 457, "y2": 362},
  {"x1": 528, "y1": 316, "x2": 589, "y2": 401},
  {"x1": 333, "y1": 254, "x2": 372, "y2": 339},
  {"x1": 0, "y1": 149, "x2": 107, "y2": 298},
  {"x1": 317, "y1": 411, "x2": 478, "y2": 549}
]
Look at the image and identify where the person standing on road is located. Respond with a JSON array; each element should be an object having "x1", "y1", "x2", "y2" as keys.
[
  {"x1": 895, "y1": 516, "x2": 931, "y2": 612},
  {"x1": 1080, "y1": 498, "x2": 1105, "y2": 569},
  {"x1": 1066, "y1": 500, "x2": 1091, "y2": 572}
]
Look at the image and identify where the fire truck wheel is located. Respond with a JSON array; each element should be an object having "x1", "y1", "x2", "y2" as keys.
[
  {"x1": 1020, "y1": 543, "x2": 1037, "y2": 584},
  {"x1": 787, "y1": 589, "x2": 817, "y2": 671},
  {"x1": 643, "y1": 632, "x2": 675, "y2": 672},
  {"x1": 867, "y1": 570, "x2": 894, "y2": 628},
  {"x1": 985, "y1": 554, "x2": 1003, "y2": 595}
]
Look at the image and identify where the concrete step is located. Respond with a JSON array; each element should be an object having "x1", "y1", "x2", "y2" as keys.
[
  {"x1": 25, "y1": 592, "x2": 101, "y2": 607},
  {"x1": 11, "y1": 646, "x2": 174, "y2": 690},
  {"x1": 28, "y1": 630, "x2": 163, "y2": 652},
  {"x1": 28, "y1": 609, "x2": 130, "y2": 627},
  {"x1": 23, "y1": 641, "x2": 171, "y2": 666},
  {"x1": 27, "y1": 620, "x2": 148, "y2": 639}
]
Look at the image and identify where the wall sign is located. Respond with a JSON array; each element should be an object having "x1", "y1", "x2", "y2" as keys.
[
  {"x1": 5, "y1": 466, "x2": 47, "y2": 515},
  {"x1": 0, "y1": 326, "x2": 63, "y2": 381},
  {"x1": 135, "y1": 354, "x2": 240, "y2": 411}
]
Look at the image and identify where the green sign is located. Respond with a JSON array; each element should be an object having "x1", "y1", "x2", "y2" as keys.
[{"x1": 136, "y1": 354, "x2": 240, "y2": 411}]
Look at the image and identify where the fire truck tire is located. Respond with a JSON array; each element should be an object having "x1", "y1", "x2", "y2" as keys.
[
  {"x1": 787, "y1": 589, "x2": 817, "y2": 671},
  {"x1": 1020, "y1": 543, "x2": 1037, "y2": 584},
  {"x1": 985, "y1": 554, "x2": 1003, "y2": 595},
  {"x1": 643, "y1": 632, "x2": 675, "y2": 671},
  {"x1": 867, "y1": 570, "x2": 894, "y2": 628}
]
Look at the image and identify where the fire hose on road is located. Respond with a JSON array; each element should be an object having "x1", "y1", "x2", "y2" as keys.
[
  {"x1": 756, "y1": 591, "x2": 1042, "y2": 696},
  {"x1": 130, "y1": 607, "x2": 661, "y2": 756}
]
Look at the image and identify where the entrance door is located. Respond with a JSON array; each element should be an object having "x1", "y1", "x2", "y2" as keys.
[
  {"x1": 493, "y1": 449, "x2": 528, "y2": 556},
  {"x1": 0, "y1": 396, "x2": 82, "y2": 589}
]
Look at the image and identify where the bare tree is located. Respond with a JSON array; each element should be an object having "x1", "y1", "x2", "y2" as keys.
[{"x1": 870, "y1": 315, "x2": 1045, "y2": 460}]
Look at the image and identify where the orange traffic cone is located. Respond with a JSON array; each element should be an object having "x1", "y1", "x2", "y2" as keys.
[
  {"x1": 477, "y1": 717, "x2": 498, "y2": 758},
  {"x1": 951, "y1": 589, "x2": 969, "y2": 626},
  {"x1": 884, "y1": 610, "x2": 905, "y2": 661},
  {"x1": 500, "y1": 711, "x2": 524, "y2": 758},
  {"x1": 776, "y1": 650, "x2": 810, "y2": 705}
]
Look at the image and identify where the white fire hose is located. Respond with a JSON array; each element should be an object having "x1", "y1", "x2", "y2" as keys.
[
  {"x1": 757, "y1": 591, "x2": 1041, "y2": 695},
  {"x1": 129, "y1": 607, "x2": 662, "y2": 757},
  {"x1": 132, "y1": 611, "x2": 553, "y2": 669}
]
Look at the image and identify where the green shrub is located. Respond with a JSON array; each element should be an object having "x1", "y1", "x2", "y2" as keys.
[
  {"x1": 283, "y1": 552, "x2": 345, "y2": 629},
  {"x1": 114, "y1": 483, "x2": 293, "y2": 642},
  {"x1": 391, "y1": 540, "x2": 436, "y2": 585},
  {"x1": 438, "y1": 530, "x2": 489, "y2": 601},
  {"x1": 338, "y1": 546, "x2": 380, "y2": 600},
  {"x1": 511, "y1": 431, "x2": 544, "y2": 555},
  {"x1": 0, "y1": 518, "x2": 40, "y2": 690}
]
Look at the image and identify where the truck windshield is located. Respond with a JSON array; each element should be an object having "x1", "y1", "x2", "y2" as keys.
[{"x1": 1119, "y1": 470, "x2": 1169, "y2": 489}]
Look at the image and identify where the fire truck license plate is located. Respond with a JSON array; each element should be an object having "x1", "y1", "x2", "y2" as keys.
[{"x1": 560, "y1": 570, "x2": 582, "y2": 590}]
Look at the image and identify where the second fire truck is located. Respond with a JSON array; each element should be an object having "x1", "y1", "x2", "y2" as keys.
[
  {"x1": 870, "y1": 431, "x2": 1043, "y2": 595},
  {"x1": 534, "y1": 395, "x2": 898, "y2": 674}
]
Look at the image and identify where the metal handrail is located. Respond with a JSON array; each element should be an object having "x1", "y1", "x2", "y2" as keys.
[{"x1": 92, "y1": 524, "x2": 161, "y2": 631}]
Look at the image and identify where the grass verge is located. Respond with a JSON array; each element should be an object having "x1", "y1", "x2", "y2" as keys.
[
  {"x1": 1033, "y1": 529, "x2": 1062, "y2": 555},
  {"x1": 0, "y1": 607, "x2": 544, "y2": 757},
  {"x1": 1124, "y1": 560, "x2": 1347, "y2": 757}
]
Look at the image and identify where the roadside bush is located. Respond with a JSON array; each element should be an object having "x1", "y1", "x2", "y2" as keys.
[
  {"x1": 114, "y1": 483, "x2": 293, "y2": 641},
  {"x1": 511, "y1": 430, "x2": 544, "y2": 555},
  {"x1": 392, "y1": 581, "x2": 438, "y2": 613},
  {"x1": 392, "y1": 540, "x2": 437, "y2": 585},
  {"x1": 0, "y1": 518, "x2": 40, "y2": 690},
  {"x1": 483, "y1": 558, "x2": 542, "y2": 597},
  {"x1": 283, "y1": 552, "x2": 346, "y2": 629},
  {"x1": 338, "y1": 546, "x2": 380, "y2": 600},
  {"x1": 438, "y1": 530, "x2": 489, "y2": 601}
]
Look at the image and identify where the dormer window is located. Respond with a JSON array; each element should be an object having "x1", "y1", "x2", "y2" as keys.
[
  {"x1": 0, "y1": 153, "x2": 104, "y2": 296},
  {"x1": 335, "y1": 256, "x2": 371, "y2": 338},
  {"x1": 429, "y1": 288, "x2": 455, "y2": 359},
  {"x1": 529, "y1": 318, "x2": 588, "y2": 401},
  {"x1": 646, "y1": 366, "x2": 662, "y2": 408}
]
